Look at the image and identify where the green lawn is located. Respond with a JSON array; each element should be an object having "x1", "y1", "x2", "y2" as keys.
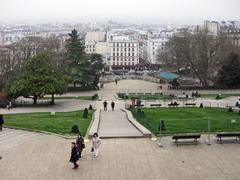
[
  {"x1": 130, "y1": 107, "x2": 240, "y2": 135},
  {"x1": 200, "y1": 94, "x2": 240, "y2": 99},
  {"x1": 119, "y1": 94, "x2": 174, "y2": 100},
  {"x1": 41, "y1": 95, "x2": 98, "y2": 101},
  {"x1": 3, "y1": 110, "x2": 94, "y2": 136}
]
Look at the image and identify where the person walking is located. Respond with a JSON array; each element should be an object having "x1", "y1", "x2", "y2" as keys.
[
  {"x1": 0, "y1": 114, "x2": 4, "y2": 131},
  {"x1": 76, "y1": 135, "x2": 85, "y2": 158},
  {"x1": 103, "y1": 100, "x2": 108, "y2": 111},
  {"x1": 92, "y1": 133, "x2": 101, "y2": 158},
  {"x1": 69, "y1": 142, "x2": 79, "y2": 169},
  {"x1": 111, "y1": 101, "x2": 115, "y2": 111}
]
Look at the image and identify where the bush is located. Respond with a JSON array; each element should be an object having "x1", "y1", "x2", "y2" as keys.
[
  {"x1": 71, "y1": 125, "x2": 80, "y2": 134},
  {"x1": 199, "y1": 103, "x2": 203, "y2": 108},
  {"x1": 159, "y1": 120, "x2": 166, "y2": 131},
  {"x1": 83, "y1": 108, "x2": 88, "y2": 118},
  {"x1": 228, "y1": 107, "x2": 233, "y2": 112},
  {"x1": 236, "y1": 102, "x2": 239, "y2": 107},
  {"x1": 216, "y1": 94, "x2": 221, "y2": 99},
  {"x1": 92, "y1": 94, "x2": 98, "y2": 100},
  {"x1": 238, "y1": 110, "x2": 240, "y2": 115},
  {"x1": 89, "y1": 104, "x2": 93, "y2": 110}
]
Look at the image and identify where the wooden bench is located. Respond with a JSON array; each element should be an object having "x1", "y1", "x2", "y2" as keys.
[
  {"x1": 150, "y1": 104, "x2": 162, "y2": 107},
  {"x1": 185, "y1": 103, "x2": 196, "y2": 106},
  {"x1": 216, "y1": 132, "x2": 240, "y2": 144},
  {"x1": 168, "y1": 103, "x2": 179, "y2": 107},
  {"x1": 172, "y1": 134, "x2": 201, "y2": 146}
]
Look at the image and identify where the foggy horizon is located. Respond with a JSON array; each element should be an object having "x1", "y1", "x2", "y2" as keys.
[{"x1": 0, "y1": 0, "x2": 240, "y2": 25}]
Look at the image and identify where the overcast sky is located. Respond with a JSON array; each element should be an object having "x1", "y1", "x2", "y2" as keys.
[{"x1": 0, "y1": 0, "x2": 239, "y2": 24}]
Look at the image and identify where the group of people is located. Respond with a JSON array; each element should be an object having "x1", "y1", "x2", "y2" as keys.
[
  {"x1": 70, "y1": 133, "x2": 101, "y2": 169},
  {"x1": 103, "y1": 100, "x2": 115, "y2": 111}
]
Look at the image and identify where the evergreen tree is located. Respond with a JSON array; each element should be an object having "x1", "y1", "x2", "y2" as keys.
[
  {"x1": 65, "y1": 29, "x2": 88, "y2": 86},
  {"x1": 218, "y1": 52, "x2": 240, "y2": 88}
]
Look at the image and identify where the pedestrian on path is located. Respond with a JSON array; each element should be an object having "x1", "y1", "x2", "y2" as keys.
[
  {"x1": 0, "y1": 114, "x2": 4, "y2": 131},
  {"x1": 103, "y1": 100, "x2": 108, "y2": 111},
  {"x1": 76, "y1": 135, "x2": 85, "y2": 158},
  {"x1": 111, "y1": 101, "x2": 115, "y2": 111},
  {"x1": 92, "y1": 133, "x2": 101, "y2": 158},
  {"x1": 69, "y1": 142, "x2": 79, "y2": 169}
]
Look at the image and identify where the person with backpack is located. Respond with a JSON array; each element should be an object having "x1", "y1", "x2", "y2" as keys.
[
  {"x1": 0, "y1": 114, "x2": 4, "y2": 131},
  {"x1": 76, "y1": 135, "x2": 85, "y2": 158}
]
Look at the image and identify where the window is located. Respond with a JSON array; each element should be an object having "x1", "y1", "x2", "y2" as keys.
[
  {"x1": 128, "y1": 53, "x2": 130, "y2": 56},
  {"x1": 113, "y1": 48, "x2": 115, "y2": 51},
  {"x1": 132, "y1": 53, "x2": 134, "y2": 56},
  {"x1": 113, "y1": 57, "x2": 115, "y2": 60},
  {"x1": 117, "y1": 53, "x2": 119, "y2": 56},
  {"x1": 132, "y1": 48, "x2": 134, "y2": 51},
  {"x1": 113, "y1": 53, "x2": 115, "y2": 56},
  {"x1": 128, "y1": 48, "x2": 130, "y2": 51}
]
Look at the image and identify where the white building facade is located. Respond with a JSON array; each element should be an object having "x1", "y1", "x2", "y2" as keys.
[{"x1": 109, "y1": 41, "x2": 139, "y2": 68}]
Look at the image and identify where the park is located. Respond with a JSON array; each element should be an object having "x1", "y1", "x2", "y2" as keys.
[
  {"x1": 1, "y1": 78, "x2": 240, "y2": 180},
  {"x1": 1, "y1": 23, "x2": 240, "y2": 180}
]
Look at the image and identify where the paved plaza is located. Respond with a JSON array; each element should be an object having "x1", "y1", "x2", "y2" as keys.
[
  {"x1": 1, "y1": 79, "x2": 240, "y2": 180},
  {"x1": 1, "y1": 129, "x2": 240, "y2": 180}
]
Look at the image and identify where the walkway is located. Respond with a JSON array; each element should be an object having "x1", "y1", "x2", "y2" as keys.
[
  {"x1": 1, "y1": 133, "x2": 240, "y2": 180},
  {"x1": 0, "y1": 128, "x2": 43, "y2": 152},
  {"x1": 98, "y1": 110, "x2": 143, "y2": 138}
]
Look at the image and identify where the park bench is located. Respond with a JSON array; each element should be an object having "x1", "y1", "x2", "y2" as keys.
[
  {"x1": 185, "y1": 103, "x2": 196, "y2": 107},
  {"x1": 172, "y1": 133, "x2": 201, "y2": 146},
  {"x1": 150, "y1": 104, "x2": 162, "y2": 107},
  {"x1": 130, "y1": 104, "x2": 144, "y2": 108},
  {"x1": 168, "y1": 102, "x2": 179, "y2": 107},
  {"x1": 216, "y1": 132, "x2": 240, "y2": 144}
]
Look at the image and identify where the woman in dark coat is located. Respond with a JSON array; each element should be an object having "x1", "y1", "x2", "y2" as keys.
[
  {"x1": 0, "y1": 114, "x2": 4, "y2": 131},
  {"x1": 69, "y1": 142, "x2": 79, "y2": 169},
  {"x1": 76, "y1": 135, "x2": 85, "y2": 158}
]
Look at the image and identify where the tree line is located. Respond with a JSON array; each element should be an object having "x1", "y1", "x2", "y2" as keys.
[
  {"x1": 0, "y1": 29, "x2": 104, "y2": 104},
  {"x1": 157, "y1": 29, "x2": 240, "y2": 88}
]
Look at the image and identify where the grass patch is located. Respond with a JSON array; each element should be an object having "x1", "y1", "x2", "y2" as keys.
[
  {"x1": 118, "y1": 94, "x2": 174, "y2": 100},
  {"x1": 3, "y1": 110, "x2": 94, "y2": 136},
  {"x1": 200, "y1": 94, "x2": 240, "y2": 99},
  {"x1": 130, "y1": 107, "x2": 240, "y2": 135},
  {"x1": 41, "y1": 95, "x2": 98, "y2": 101}
]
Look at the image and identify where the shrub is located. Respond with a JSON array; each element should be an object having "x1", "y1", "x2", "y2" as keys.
[
  {"x1": 89, "y1": 104, "x2": 93, "y2": 110},
  {"x1": 235, "y1": 102, "x2": 239, "y2": 107},
  {"x1": 216, "y1": 94, "x2": 221, "y2": 99},
  {"x1": 199, "y1": 103, "x2": 203, "y2": 108},
  {"x1": 92, "y1": 94, "x2": 98, "y2": 100},
  {"x1": 71, "y1": 125, "x2": 80, "y2": 134},
  {"x1": 83, "y1": 108, "x2": 88, "y2": 118},
  {"x1": 228, "y1": 107, "x2": 233, "y2": 112},
  {"x1": 238, "y1": 110, "x2": 240, "y2": 115},
  {"x1": 159, "y1": 120, "x2": 166, "y2": 131}
]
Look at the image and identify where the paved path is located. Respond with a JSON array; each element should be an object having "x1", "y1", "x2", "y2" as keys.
[
  {"x1": 1, "y1": 131, "x2": 240, "y2": 180},
  {"x1": 0, "y1": 128, "x2": 43, "y2": 152},
  {"x1": 98, "y1": 110, "x2": 143, "y2": 138}
]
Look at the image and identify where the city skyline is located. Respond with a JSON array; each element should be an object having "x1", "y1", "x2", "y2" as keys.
[{"x1": 0, "y1": 0, "x2": 240, "y2": 25}]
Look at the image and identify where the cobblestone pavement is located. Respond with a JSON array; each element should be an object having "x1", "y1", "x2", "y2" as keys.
[{"x1": 0, "y1": 129, "x2": 240, "y2": 180}]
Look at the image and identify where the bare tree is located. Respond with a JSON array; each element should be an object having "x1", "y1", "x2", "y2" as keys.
[{"x1": 161, "y1": 29, "x2": 235, "y2": 86}]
